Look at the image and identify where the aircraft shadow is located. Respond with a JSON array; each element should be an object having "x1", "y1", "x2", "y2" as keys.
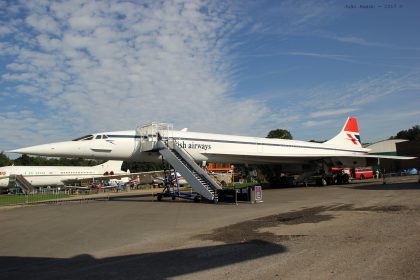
[
  {"x1": 107, "y1": 193, "x2": 155, "y2": 200},
  {"x1": 345, "y1": 182, "x2": 420, "y2": 190},
  {"x1": 108, "y1": 193, "x2": 197, "y2": 204},
  {"x1": 0, "y1": 240, "x2": 286, "y2": 280}
]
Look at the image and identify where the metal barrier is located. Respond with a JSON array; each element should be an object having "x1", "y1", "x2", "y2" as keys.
[
  {"x1": 0, "y1": 183, "x2": 160, "y2": 207},
  {"x1": 0, "y1": 189, "x2": 111, "y2": 207},
  {"x1": 0, "y1": 189, "x2": 68, "y2": 206}
]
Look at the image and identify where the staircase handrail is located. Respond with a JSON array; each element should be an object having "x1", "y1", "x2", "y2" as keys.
[
  {"x1": 158, "y1": 148, "x2": 215, "y2": 200},
  {"x1": 13, "y1": 174, "x2": 35, "y2": 194},
  {"x1": 169, "y1": 142, "x2": 222, "y2": 190}
]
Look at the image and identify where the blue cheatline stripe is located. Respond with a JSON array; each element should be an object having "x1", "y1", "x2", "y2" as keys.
[
  {"x1": 108, "y1": 134, "x2": 365, "y2": 154},
  {"x1": 108, "y1": 134, "x2": 158, "y2": 139},
  {"x1": 177, "y1": 137, "x2": 363, "y2": 153}
]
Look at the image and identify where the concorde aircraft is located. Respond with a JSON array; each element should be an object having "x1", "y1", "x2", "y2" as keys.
[
  {"x1": 0, "y1": 160, "x2": 130, "y2": 188},
  {"x1": 9, "y1": 117, "x2": 413, "y2": 176}
]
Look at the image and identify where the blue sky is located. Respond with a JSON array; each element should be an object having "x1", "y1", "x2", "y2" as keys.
[{"x1": 1, "y1": 0, "x2": 419, "y2": 153}]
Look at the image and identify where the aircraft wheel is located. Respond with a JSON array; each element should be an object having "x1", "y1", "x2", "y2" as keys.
[
  {"x1": 157, "y1": 194, "x2": 162, "y2": 201},
  {"x1": 172, "y1": 195, "x2": 176, "y2": 200},
  {"x1": 321, "y1": 178, "x2": 328, "y2": 186}
]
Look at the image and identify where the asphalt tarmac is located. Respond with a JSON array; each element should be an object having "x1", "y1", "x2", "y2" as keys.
[{"x1": 1, "y1": 179, "x2": 420, "y2": 279}]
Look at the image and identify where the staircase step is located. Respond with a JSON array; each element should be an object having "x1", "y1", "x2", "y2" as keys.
[{"x1": 159, "y1": 141, "x2": 222, "y2": 201}]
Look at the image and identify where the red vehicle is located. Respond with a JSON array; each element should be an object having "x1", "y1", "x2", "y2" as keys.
[
  {"x1": 330, "y1": 166, "x2": 374, "y2": 182},
  {"x1": 352, "y1": 167, "x2": 374, "y2": 180}
]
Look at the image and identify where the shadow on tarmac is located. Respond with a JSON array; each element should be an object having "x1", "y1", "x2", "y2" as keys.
[
  {"x1": 0, "y1": 240, "x2": 286, "y2": 280},
  {"x1": 108, "y1": 193, "x2": 197, "y2": 204},
  {"x1": 345, "y1": 182, "x2": 420, "y2": 191}
]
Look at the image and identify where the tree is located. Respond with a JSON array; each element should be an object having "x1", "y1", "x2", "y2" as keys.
[
  {"x1": 266, "y1": 129, "x2": 293, "y2": 140},
  {"x1": 122, "y1": 161, "x2": 162, "y2": 172},
  {"x1": 12, "y1": 155, "x2": 103, "y2": 166},
  {"x1": 256, "y1": 128, "x2": 293, "y2": 187},
  {"x1": 0, "y1": 152, "x2": 10, "y2": 167},
  {"x1": 390, "y1": 125, "x2": 420, "y2": 141},
  {"x1": 13, "y1": 154, "x2": 33, "y2": 166}
]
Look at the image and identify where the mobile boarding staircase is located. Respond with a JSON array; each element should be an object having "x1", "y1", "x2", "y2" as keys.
[
  {"x1": 137, "y1": 123, "x2": 222, "y2": 203},
  {"x1": 9, "y1": 174, "x2": 35, "y2": 194}
]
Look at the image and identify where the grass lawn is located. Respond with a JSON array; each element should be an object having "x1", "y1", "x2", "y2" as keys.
[{"x1": 0, "y1": 193, "x2": 70, "y2": 206}]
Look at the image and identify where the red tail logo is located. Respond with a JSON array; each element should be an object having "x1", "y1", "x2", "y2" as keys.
[
  {"x1": 344, "y1": 117, "x2": 359, "y2": 133},
  {"x1": 347, "y1": 133, "x2": 357, "y2": 145}
]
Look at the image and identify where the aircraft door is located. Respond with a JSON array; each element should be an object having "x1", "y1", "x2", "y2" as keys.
[
  {"x1": 257, "y1": 139, "x2": 264, "y2": 153},
  {"x1": 136, "y1": 122, "x2": 173, "y2": 152}
]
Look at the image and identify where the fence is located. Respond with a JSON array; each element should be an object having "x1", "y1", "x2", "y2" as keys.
[
  {"x1": 0, "y1": 188, "x2": 111, "y2": 207},
  {"x1": 0, "y1": 183, "x2": 161, "y2": 207}
]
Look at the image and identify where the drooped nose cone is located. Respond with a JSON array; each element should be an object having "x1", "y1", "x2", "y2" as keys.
[
  {"x1": 9, "y1": 144, "x2": 55, "y2": 155},
  {"x1": 8, "y1": 141, "x2": 86, "y2": 157}
]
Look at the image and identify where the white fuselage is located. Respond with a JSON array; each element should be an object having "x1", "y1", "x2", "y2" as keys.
[
  {"x1": 10, "y1": 129, "x2": 370, "y2": 165},
  {"x1": 0, "y1": 164, "x2": 126, "y2": 188}
]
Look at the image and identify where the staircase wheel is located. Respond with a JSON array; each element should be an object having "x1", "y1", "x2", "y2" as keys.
[
  {"x1": 172, "y1": 195, "x2": 176, "y2": 200},
  {"x1": 194, "y1": 195, "x2": 201, "y2": 203},
  {"x1": 157, "y1": 194, "x2": 162, "y2": 201},
  {"x1": 343, "y1": 174, "x2": 349, "y2": 184}
]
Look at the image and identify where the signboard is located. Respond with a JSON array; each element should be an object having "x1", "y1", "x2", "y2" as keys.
[{"x1": 254, "y1": 185, "x2": 262, "y2": 202}]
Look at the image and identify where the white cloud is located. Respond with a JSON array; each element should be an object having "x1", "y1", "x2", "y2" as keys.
[
  {"x1": 1, "y1": 0, "x2": 269, "y2": 150},
  {"x1": 2, "y1": 72, "x2": 38, "y2": 81},
  {"x1": 0, "y1": 111, "x2": 71, "y2": 151},
  {"x1": 16, "y1": 85, "x2": 38, "y2": 94},
  {"x1": 6, "y1": 63, "x2": 34, "y2": 72},
  {"x1": 310, "y1": 108, "x2": 359, "y2": 118},
  {"x1": 26, "y1": 14, "x2": 60, "y2": 35},
  {"x1": 258, "y1": 70, "x2": 420, "y2": 141},
  {"x1": 1, "y1": 0, "x2": 418, "y2": 150},
  {"x1": 286, "y1": 51, "x2": 352, "y2": 62},
  {"x1": 286, "y1": 1, "x2": 333, "y2": 26},
  {"x1": 298, "y1": 71, "x2": 420, "y2": 111},
  {"x1": 303, "y1": 120, "x2": 333, "y2": 127},
  {"x1": 244, "y1": 0, "x2": 338, "y2": 36},
  {"x1": 329, "y1": 34, "x2": 420, "y2": 51}
]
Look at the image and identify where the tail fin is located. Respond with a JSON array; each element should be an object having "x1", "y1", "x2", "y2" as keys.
[
  {"x1": 96, "y1": 161, "x2": 124, "y2": 172},
  {"x1": 325, "y1": 117, "x2": 362, "y2": 148}
]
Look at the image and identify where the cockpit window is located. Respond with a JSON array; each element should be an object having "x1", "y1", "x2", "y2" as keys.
[
  {"x1": 103, "y1": 135, "x2": 108, "y2": 139},
  {"x1": 95, "y1": 135, "x2": 102, "y2": 139},
  {"x1": 72, "y1": 135, "x2": 94, "y2": 141}
]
